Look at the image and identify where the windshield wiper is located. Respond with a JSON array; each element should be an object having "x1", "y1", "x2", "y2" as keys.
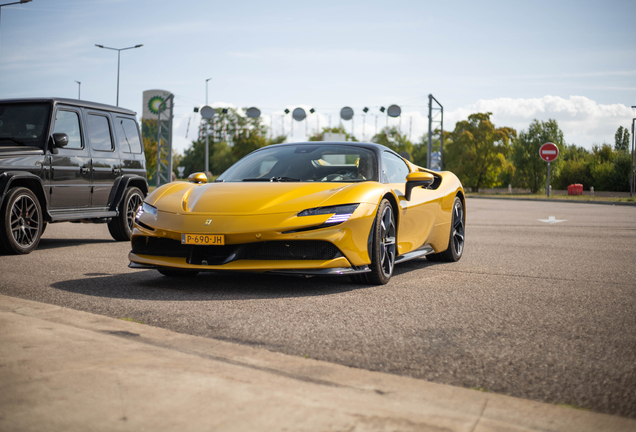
[
  {"x1": 242, "y1": 176, "x2": 301, "y2": 182},
  {"x1": 272, "y1": 176, "x2": 301, "y2": 182},
  {"x1": 0, "y1": 137, "x2": 24, "y2": 145}
]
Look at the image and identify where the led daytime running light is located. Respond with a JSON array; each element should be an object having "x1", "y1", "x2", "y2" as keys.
[
  {"x1": 298, "y1": 204, "x2": 359, "y2": 223},
  {"x1": 135, "y1": 202, "x2": 157, "y2": 221}
]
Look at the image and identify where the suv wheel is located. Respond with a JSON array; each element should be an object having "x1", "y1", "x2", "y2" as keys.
[
  {"x1": 0, "y1": 187, "x2": 43, "y2": 254},
  {"x1": 108, "y1": 187, "x2": 144, "y2": 241}
]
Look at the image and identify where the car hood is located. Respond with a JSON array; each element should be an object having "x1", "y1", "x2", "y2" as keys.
[{"x1": 148, "y1": 181, "x2": 374, "y2": 215}]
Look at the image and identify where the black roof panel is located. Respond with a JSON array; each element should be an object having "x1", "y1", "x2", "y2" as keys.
[{"x1": 0, "y1": 98, "x2": 137, "y2": 116}]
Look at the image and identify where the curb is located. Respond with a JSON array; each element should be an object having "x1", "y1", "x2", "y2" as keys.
[
  {"x1": 2, "y1": 294, "x2": 635, "y2": 432},
  {"x1": 466, "y1": 195, "x2": 636, "y2": 206}
]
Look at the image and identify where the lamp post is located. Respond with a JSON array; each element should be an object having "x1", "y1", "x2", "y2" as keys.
[
  {"x1": 0, "y1": 0, "x2": 32, "y2": 36},
  {"x1": 94, "y1": 44, "x2": 143, "y2": 106},
  {"x1": 75, "y1": 81, "x2": 81, "y2": 99},
  {"x1": 204, "y1": 78, "x2": 212, "y2": 176},
  {"x1": 631, "y1": 106, "x2": 636, "y2": 197}
]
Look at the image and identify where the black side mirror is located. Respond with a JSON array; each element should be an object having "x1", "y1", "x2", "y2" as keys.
[
  {"x1": 405, "y1": 172, "x2": 435, "y2": 201},
  {"x1": 53, "y1": 133, "x2": 69, "y2": 148}
]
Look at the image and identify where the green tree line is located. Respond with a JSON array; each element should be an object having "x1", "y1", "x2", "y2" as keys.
[{"x1": 144, "y1": 109, "x2": 632, "y2": 192}]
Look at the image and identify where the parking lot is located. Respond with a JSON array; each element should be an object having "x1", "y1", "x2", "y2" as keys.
[{"x1": 1, "y1": 198, "x2": 634, "y2": 418}]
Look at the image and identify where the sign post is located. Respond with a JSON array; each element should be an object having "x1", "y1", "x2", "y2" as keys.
[
  {"x1": 200, "y1": 106, "x2": 215, "y2": 176},
  {"x1": 539, "y1": 142, "x2": 559, "y2": 197}
]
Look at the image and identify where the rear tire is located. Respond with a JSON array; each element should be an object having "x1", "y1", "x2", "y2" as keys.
[
  {"x1": 108, "y1": 187, "x2": 144, "y2": 241},
  {"x1": 427, "y1": 196, "x2": 464, "y2": 262},
  {"x1": 157, "y1": 268, "x2": 199, "y2": 277},
  {"x1": 0, "y1": 187, "x2": 43, "y2": 255}
]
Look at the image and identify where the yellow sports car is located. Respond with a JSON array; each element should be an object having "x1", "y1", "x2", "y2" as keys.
[{"x1": 129, "y1": 142, "x2": 465, "y2": 284}]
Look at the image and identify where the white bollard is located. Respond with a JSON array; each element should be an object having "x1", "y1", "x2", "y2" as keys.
[
  {"x1": 591, "y1": 186, "x2": 594, "y2": 196},
  {"x1": 508, "y1": 184, "x2": 512, "y2": 194}
]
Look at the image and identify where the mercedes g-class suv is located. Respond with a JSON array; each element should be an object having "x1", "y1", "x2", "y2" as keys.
[{"x1": 0, "y1": 98, "x2": 148, "y2": 254}]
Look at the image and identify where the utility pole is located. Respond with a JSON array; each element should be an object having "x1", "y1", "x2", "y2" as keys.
[
  {"x1": 205, "y1": 78, "x2": 212, "y2": 176},
  {"x1": 631, "y1": 106, "x2": 636, "y2": 197},
  {"x1": 75, "y1": 81, "x2": 81, "y2": 99}
]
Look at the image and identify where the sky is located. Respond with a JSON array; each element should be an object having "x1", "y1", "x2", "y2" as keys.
[{"x1": 1, "y1": 0, "x2": 635, "y2": 154}]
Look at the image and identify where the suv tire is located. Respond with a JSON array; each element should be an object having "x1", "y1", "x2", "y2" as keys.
[
  {"x1": 108, "y1": 186, "x2": 144, "y2": 241},
  {"x1": 0, "y1": 187, "x2": 43, "y2": 254}
]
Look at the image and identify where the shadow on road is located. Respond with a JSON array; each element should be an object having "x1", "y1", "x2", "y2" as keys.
[
  {"x1": 36, "y1": 238, "x2": 116, "y2": 251},
  {"x1": 49, "y1": 258, "x2": 442, "y2": 301}
]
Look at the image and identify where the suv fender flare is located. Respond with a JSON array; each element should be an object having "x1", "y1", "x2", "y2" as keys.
[
  {"x1": 0, "y1": 171, "x2": 49, "y2": 219},
  {"x1": 109, "y1": 175, "x2": 149, "y2": 213}
]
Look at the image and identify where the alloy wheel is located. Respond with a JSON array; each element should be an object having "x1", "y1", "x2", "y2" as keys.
[
  {"x1": 10, "y1": 194, "x2": 40, "y2": 248},
  {"x1": 379, "y1": 204, "x2": 396, "y2": 278},
  {"x1": 452, "y1": 200, "x2": 465, "y2": 256},
  {"x1": 126, "y1": 193, "x2": 144, "y2": 232}
]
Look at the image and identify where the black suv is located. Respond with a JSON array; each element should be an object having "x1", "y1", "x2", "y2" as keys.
[{"x1": 0, "y1": 98, "x2": 148, "y2": 254}]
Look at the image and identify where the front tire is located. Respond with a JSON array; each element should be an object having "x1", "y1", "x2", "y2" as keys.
[
  {"x1": 0, "y1": 187, "x2": 43, "y2": 255},
  {"x1": 351, "y1": 199, "x2": 396, "y2": 285},
  {"x1": 427, "y1": 196, "x2": 465, "y2": 262},
  {"x1": 108, "y1": 187, "x2": 144, "y2": 241}
]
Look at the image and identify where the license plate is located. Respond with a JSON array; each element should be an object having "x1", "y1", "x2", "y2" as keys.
[{"x1": 181, "y1": 234, "x2": 225, "y2": 245}]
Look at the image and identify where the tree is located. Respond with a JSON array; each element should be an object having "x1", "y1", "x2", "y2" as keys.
[
  {"x1": 510, "y1": 119, "x2": 564, "y2": 193},
  {"x1": 552, "y1": 145, "x2": 593, "y2": 190},
  {"x1": 371, "y1": 126, "x2": 412, "y2": 153},
  {"x1": 445, "y1": 112, "x2": 516, "y2": 192},
  {"x1": 614, "y1": 126, "x2": 630, "y2": 153},
  {"x1": 141, "y1": 119, "x2": 158, "y2": 182},
  {"x1": 308, "y1": 126, "x2": 357, "y2": 142},
  {"x1": 179, "y1": 108, "x2": 285, "y2": 178},
  {"x1": 589, "y1": 144, "x2": 630, "y2": 191}
]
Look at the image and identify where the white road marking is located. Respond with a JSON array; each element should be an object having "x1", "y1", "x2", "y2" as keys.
[{"x1": 538, "y1": 216, "x2": 566, "y2": 224}]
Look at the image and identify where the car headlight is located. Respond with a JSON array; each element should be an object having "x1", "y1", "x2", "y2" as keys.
[
  {"x1": 297, "y1": 204, "x2": 359, "y2": 224},
  {"x1": 135, "y1": 202, "x2": 158, "y2": 220}
]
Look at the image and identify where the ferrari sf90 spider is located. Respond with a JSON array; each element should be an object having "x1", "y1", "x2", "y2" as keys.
[{"x1": 129, "y1": 142, "x2": 465, "y2": 284}]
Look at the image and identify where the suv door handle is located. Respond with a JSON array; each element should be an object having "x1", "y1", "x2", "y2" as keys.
[{"x1": 81, "y1": 167, "x2": 89, "y2": 174}]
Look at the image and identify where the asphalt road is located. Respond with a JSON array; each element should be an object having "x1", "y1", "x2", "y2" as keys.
[{"x1": 1, "y1": 198, "x2": 635, "y2": 418}]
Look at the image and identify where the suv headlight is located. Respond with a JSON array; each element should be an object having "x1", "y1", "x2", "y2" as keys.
[
  {"x1": 135, "y1": 202, "x2": 158, "y2": 220},
  {"x1": 297, "y1": 204, "x2": 359, "y2": 224}
]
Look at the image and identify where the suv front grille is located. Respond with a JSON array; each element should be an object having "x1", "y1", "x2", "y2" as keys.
[{"x1": 131, "y1": 237, "x2": 343, "y2": 265}]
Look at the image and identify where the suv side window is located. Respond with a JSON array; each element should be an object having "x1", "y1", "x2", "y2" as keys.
[
  {"x1": 115, "y1": 117, "x2": 142, "y2": 154},
  {"x1": 382, "y1": 151, "x2": 411, "y2": 184},
  {"x1": 87, "y1": 114, "x2": 114, "y2": 152},
  {"x1": 53, "y1": 110, "x2": 82, "y2": 149}
]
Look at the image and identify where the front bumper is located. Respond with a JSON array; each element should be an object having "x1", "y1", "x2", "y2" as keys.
[{"x1": 129, "y1": 203, "x2": 378, "y2": 272}]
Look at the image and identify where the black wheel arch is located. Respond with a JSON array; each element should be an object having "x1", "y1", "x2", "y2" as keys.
[
  {"x1": 108, "y1": 175, "x2": 148, "y2": 212},
  {"x1": 0, "y1": 172, "x2": 49, "y2": 222}
]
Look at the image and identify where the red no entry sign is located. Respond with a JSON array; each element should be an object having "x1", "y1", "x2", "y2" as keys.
[{"x1": 539, "y1": 142, "x2": 559, "y2": 162}]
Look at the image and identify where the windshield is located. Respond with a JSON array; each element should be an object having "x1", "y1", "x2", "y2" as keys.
[
  {"x1": 0, "y1": 103, "x2": 51, "y2": 148},
  {"x1": 217, "y1": 144, "x2": 378, "y2": 183}
]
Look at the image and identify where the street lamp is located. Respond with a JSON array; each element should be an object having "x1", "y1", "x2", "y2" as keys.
[
  {"x1": 95, "y1": 44, "x2": 143, "y2": 106},
  {"x1": 0, "y1": 0, "x2": 32, "y2": 35},
  {"x1": 631, "y1": 106, "x2": 636, "y2": 197},
  {"x1": 75, "y1": 81, "x2": 81, "y2": 99},
  {"x1": 203, "y1": 78, "x2": 213, "y2": 176},
  {"x1": 205, "y1": 78, "x2": 211, "y2": 104}
]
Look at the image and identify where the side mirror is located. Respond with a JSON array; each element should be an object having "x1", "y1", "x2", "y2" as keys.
[
  {"x1": 52, "y1": 133, "x2": 69, "y2": 148},
  {"x1": 405, "y1": 172, "x2": 435, "y2": 201},
  {"x1": 188, "y1": 172, "x2": 208, "y2": 184}
]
